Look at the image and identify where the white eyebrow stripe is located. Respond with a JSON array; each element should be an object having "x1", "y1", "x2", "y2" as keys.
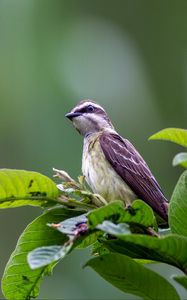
[{"x1": 73, "y1": 101, "x2": 105, "y2": 112}]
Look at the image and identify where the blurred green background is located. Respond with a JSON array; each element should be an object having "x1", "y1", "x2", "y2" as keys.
[{"x1": 0, "y1": 0, "x2": 187, "y2": 299}]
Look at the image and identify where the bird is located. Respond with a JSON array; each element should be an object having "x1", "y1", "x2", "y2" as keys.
[{"x1": 65, "y1": 100, "x2": 168, "y2": 222}]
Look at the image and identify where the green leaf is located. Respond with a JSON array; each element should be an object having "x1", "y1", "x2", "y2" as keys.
[
  {"x1": 0, "y1": 169, "x2": 59, "y2": 208},
  {"x1": 103, "y1": 233, "x2": 187, "y2": 273},
  {"x1": 88, "y1": 200, "x2": 124, "y2": 229},
  {"x1": 174, "y1": 276, "x2": 187, "y2": 290},
  {"x1": 125, "y1": 200, "x2": 157, "y2": 229},
  {"x1": 91, "y1": 240, "x2": 111, "y2": 256},
  {"x1": 28, "y1": 244, "x2": 73, "y2": 269},
  {"x1": 76, "y1": 231, "x2": 102, "y2": 249},
  {"x1": 172, "y1": 152, "x2": 187, "y2": 168},
  {"x1": 169, "y1": 170, "x2": 187, "y2": 236},
  {"x1": 149, "y1": 127, "x2": 187, "y2": 148},
  {"x1": 88, "y1": 200, "x2": 156, "y2": 230},
  {"x1": 85, "y1": 253, "x2": 180, "y2": 300},
  {"x1": 1, "y1": 207, "x2": 83, "y2": 300}
]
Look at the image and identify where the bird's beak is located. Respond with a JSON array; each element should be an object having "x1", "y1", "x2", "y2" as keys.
[{"x1": 65, "y1": 112, "x2": 82, "y2": 120}]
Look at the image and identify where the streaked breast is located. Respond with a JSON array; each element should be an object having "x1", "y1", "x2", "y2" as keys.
[{"x1": 82, "y1": 133, "x2": 136, "y2": 205}]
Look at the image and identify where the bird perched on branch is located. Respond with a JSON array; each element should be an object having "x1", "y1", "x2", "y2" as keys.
[{"x1": 66, "y1": 100, "x2": 168, "y2": 222}]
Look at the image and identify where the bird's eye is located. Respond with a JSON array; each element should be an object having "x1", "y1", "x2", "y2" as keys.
[{"x1": 87, "y1": 105, "x2": 94, "y2": 112}]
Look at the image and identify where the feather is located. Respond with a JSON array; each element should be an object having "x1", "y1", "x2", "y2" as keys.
[{"x1": 100, "y1": 132, "x2": 168, "y2": 222}]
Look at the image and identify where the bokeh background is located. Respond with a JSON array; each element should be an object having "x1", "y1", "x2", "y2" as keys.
[{"x1": 0, "y1": 0, "x2": 187, "y2": 299}]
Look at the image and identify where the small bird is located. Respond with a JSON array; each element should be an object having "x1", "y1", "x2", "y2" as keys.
[{"x1": 66, "y1": 100, "x2": 168, "y2": 222}]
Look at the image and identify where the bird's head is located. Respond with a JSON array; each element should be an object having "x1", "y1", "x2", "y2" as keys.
[{"x1": 65, "y1": 100, "x2": 114, "y2": 137}]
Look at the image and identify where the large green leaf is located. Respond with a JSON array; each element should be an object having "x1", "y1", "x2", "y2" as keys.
[
  {"x1": 1, "y1": 207, "x2": 83, "y2": 300},
  {"x1": 0, "y1": 169, "x2": 59, "y2": 208},
  {"x1": 88, "y1": 200, "x2": 156, "y2": 230},
  {"x1": 172, "y1": 152, "x2": 187, "y2": 168},
  {"x1": 149, "y1": 128, "x2": 187, "y2": 148},
  {"x1": 102, "y1": 233, "x2": 187, "y2": 273},
  {"x1": 169, "y1": 170, "x2": 187, "y2": 236},
  {"x1": 85, "y1": 253, "x2": 180, "y2": 300}
]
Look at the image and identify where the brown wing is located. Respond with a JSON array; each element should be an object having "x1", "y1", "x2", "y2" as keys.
[{"x1": 100, "y1": 132, "x2": 168, "y2": 222}]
